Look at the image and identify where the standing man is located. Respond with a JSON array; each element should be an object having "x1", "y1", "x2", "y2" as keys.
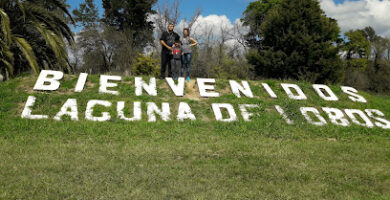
[{"x1": 160, "y1": 23, "x2": 180, "y2": 79}]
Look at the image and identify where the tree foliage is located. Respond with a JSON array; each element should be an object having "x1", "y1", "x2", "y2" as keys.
[
  {"x1": 102, "y1": 0, "x2": 156, "y2": 49},
  {"x1": 0, "y1": 0, "x2": 74, "y2": 79},
  {"x1": 243, "y1": 0, "x2": 344, "y2": 83}
]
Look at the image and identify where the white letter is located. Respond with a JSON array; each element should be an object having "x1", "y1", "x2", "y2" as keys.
[
  {"x1": 212, "y1": 103, "x2": 237, "y2": 122},
  {"x1": 177, "y1": 102, "x2": 196, "y2": 121},
  {"x1": 117, "y1": 101, "x2": 142, "y2": 121},
  {"x1": 341, "y1": 86, "x2": 367, "y2": 103},
  {"x1": 147, "y1": 102, "x2": 170, "y2": 122},
  {"x1": 74, "y1": 73, "x2": 88, "y2": 92},
  {"x1": 322, "y1": 107, "x2": 349, "y2": 127},
  {"x1": 229, "y1": 80, "x2": 253, "y2": 98},
  {"x1": 54, "y1": 99, "x2": 78, "y2": 121},
  {"x1": 281, "y1": 83, "x2": 307, "y2": 100},
  {"x1": 85, "y1": 100, "x2": 112, "y2": 122},
  {"x1": 300, "y1": 107, "x2": 327, "y2": 126},
  {"x1": 312, "y1": 84, "x2": 338, "y2": 101},
  {"x1": 99, "y1": 75, "x2": 121, "y2": 95},
  {"x1": 365, "y1": 109, "x2": 390, "y2": 129},
  {"x1": 344, "y1": 109, "x2": 373, "y2": 128},
  {"x1": 274, "y1": 105, "x2": 294, "y2": 125},
  {"x1": 166, "y1": 77, "x2": 185, "y2": 96},
  {"x1": 21, "y1": 96, "x2": 49, "y2": 119},
  {"x1": 33, "y1": 70, "x2": 63, "y2": 91},
  {"x1": 239, "y1": 104, "x2": 259, "y2": 121},
  {"x1": 197, "y1": 78, "x2": 219, "y2": 97},
  {"x1": 261, "y1": 83, "x2": 277, "y2": 98},
  {"x1": 135, "y1": 77, "x2": 157, "y2": 96}
]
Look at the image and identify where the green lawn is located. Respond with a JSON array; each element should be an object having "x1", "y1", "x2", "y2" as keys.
[{"x1": 0, "y1": 74, "x2": 389, "y2": 199}]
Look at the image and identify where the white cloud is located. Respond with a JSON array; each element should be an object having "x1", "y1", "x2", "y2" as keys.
[
  {"x1": 150, "y1": 14, "x2": 248, "y2": 55},
  {"x1": 320, "y1": 0, "x2": 390, "y2": 36},
  {"x1": 175, "y1": 15, "x2": 248, "y2": 50}
]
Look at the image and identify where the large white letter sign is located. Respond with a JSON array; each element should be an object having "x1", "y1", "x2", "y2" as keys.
[
  {"x1": 300, "y1": 107, "x2": 327, "y2": 126},
  {"x1": 166, "y1": 77, "x2": 185, "y2": 96},
  {"x1": 33, "y1": 70, "x2": 63, "y2": 91},
  {"x1": 212, "y1": 103, "x2": 237, "y2": 122},
  {"x1": 197, "y1": 78, "x2": 219, "y2": 97},
  {"x1": 147, "y1": 102, "x2": 170, "y2": 122},
  {"x1": 177, "y1": 102, "x2": 196, "y2": 121},
  {"x1": 312, "y1": 84, "x2": 339, "y2": 101},
  {"x1": 365, "y1": 109, "x2": 390, "y2": 129},
  {"x1": 341, "y1": 86, "x2": 367, "y2": 103},
  {"x1": 344, "y1": 109, "x2": 374, "y2": 128},
  {"x1": 21, "y1": 96, "x2": 49, "y2": 119},
  {"x1": 261, "y1": 83, "x2": 278, "y2": 98},
  {"x1": 85, "y1": 100, "x2": 112, "y2": 122},
  {"x1": 239, "y1": 104, "x2": 259, "y2": 121},
  {"x1": 99, "y1": 75, "x2": 121, "y2": 95},
  {"x1": 74, "y1": 73, "x2": 88, "y2": 92},
  {"x1": 229, "y1": 80, "x2": 254, "y2": 98},
  {"x1": 322, "y1": 107, "x2": 350, "y2": 127},
  {"x1": 274, "y1": 105, "x2": 294, "y2": 125},
  {"x1": 117, "y1": 101, "x2": 142, "y2": 121},
  {"x1": 54, "y1": 98, "x2": 79, "y2": 121},
  {"x1": 281, "y1": 83, "x2": 307, "y2": 100},
  {"x1": 135, "y1": 77, "x2": 157, "y2": 96}
]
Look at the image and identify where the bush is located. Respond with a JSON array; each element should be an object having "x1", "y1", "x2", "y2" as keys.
[
  {"x1": 343, "y1": 67, "x2": 370, "y2": 91},
  {"x1": 132, "y1": 53, "x2": 159, "y2": 76},
  {"x1": 367, "y1": 60, "x2": 390, "y2": 94},
  {"x1": 211, "y1": 56, "x2": 254, "y2": 80},
  {"x1": 343, "y1": 60, "x2": 390, "y2": 94}
]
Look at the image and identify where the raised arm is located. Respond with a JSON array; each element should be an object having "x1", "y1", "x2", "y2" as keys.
[{"x1": 190, "y1": 38, "x2": 199, "y2": 46}]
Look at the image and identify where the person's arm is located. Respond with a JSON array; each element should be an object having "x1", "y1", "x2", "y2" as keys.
[
  {"x1": 161, "y1": 40, "x2": 172, "y2": 51},
  {"x1": 190, "y1": 37, "x2": 199, "y2": 47}
]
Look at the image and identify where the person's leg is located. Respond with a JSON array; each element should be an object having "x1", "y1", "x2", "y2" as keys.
[
  {"x1": 181, "y1": 55, "x2": 186, "y2": 77},
  {"x1": 186, "y1": 53, "x2": 192, "y2": 78},
  {"x1": 167, "y1": 54, "x2": 173, "y2": 78},
  {"x1": 160, "y1": 52, "x2": 167, "y2": 79},
  {"x1": 174, "y1": 59, "x2": 181, "y2": 80}
]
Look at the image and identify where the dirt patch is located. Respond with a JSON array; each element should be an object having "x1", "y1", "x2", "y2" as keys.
[{"x1": 184, "y1": 80, "x2": 203, "y2": 101}]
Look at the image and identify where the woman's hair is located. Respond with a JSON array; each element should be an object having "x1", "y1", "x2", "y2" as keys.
[{"x1": 183, "y1": 28, "x2": 190, "y2": 37}]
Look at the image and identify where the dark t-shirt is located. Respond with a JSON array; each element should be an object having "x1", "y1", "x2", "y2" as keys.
[{"x1": 160, "y1": 31, "x2": 180, "y2": 53}]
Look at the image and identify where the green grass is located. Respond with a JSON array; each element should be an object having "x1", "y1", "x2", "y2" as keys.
[{"x1": 0, "y1": 74, "x2": 390, "y2": 199}]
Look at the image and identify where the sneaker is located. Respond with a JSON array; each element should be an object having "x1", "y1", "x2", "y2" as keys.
[{"x1": 186, "y1": 77, "x2": 190, "y2": 82}]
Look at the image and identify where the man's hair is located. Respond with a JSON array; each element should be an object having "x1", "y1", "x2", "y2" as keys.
[{"x1": 168, "y1": 23, "x2": 174, "y2": 26}]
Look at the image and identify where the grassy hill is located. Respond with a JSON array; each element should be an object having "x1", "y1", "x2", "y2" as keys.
[{"x1": 1, "y1": 74, "x2": 390, "y2": 199}]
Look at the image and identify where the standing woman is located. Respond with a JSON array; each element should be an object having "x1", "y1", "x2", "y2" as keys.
[{"x1": 181, "y1": 28, "x2": 198, "y2": 82}]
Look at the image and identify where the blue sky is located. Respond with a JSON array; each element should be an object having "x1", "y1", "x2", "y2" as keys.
[
  {"x1": 67, "y1": 0, "x2": 254, "y2": 22},
  {"x1": 66, "y1": 0, "x2": 390, "y2": 36},
  {"x1": 66, "y1": 0, "x2": 351, "y2": 22}
]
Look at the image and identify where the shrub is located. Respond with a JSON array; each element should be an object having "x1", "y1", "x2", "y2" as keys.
[{"x1": 132, "y1": 53, "x2": 159, "y2": 76}]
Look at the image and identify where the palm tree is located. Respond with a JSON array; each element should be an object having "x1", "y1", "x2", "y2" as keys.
[{"x1": 0, "y1": 0, "x2": 74, "y2": 79}]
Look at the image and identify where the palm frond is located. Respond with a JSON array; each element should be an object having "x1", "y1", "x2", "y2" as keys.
[
  {"x1": 13, "y1": 36, "x2": 39, "y2": 74},
  {"x1": 0, "y1": 8, "x2": 12, "y2": 45},
  {"x1": 33, "y1": 22, "x2": 70, "y2": 71}
]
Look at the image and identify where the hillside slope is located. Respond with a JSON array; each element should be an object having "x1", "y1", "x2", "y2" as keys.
[{"x1": 1, "y1": 74, "x2": 390, "y2": 199}]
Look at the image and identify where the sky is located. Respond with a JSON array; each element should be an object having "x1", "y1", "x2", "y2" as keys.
[{"x1": 66, "y1": 0, "x2": 390, "y2": 37}]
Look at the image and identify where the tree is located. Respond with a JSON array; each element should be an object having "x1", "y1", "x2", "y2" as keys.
[
  {"x1": 0, "y1": 0, "x2": 74, "y2": 79},
  {"x1": 72, "y1": 0, "x2": 99, "y2": 29},
  {"x1": 241, "y1": 0, "x2": 281, "y2": 49},
  {"x1": 243, "y1": 0, "x2": 344, "y2": 83},
  {"x1": 102, "y1": 0, "x2": 156, "y2": 49}
]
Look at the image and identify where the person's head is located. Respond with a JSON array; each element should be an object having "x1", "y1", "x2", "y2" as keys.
[
  {"x1": 168, "y1": 23, "x2": 174, "y2": 32},
  {"x1": 175, "y1": 39, "x2": 181, "y2": 46},
  {"x1": 183, "y1": 28, "x2": 190, "y2": 37}
]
